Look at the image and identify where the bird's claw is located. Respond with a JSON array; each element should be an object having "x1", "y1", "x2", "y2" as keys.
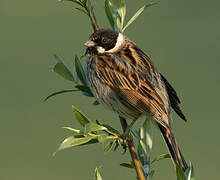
[{"x1": 119, "y1": 133, "x2": 128, "y2": 154}]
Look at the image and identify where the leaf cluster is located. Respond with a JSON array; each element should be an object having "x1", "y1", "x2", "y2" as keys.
[
  {"x1": 55, "y1": 105, "x2": 123, "y2": 155},
  {"x1": 120, "y1": 118, "x2": 171, "y2": 180},
  {"x1": 45, "y1": 55, "x2": 98, "y2": 104},
  {"x1": 105, "y1": 0, "x2": 157, "y2": 32}
]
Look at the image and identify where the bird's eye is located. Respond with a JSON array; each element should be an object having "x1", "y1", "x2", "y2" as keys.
[{"x1": 102, "y1": 38, "x2": 106, "y2": 43}]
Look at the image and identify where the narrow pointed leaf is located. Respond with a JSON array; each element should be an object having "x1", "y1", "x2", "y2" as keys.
[
  {"x1": 75, "y1": 7, "x2": 88, "y2": 15},
  {"x1": 102, "y1": 124, "x2": 120, "y2": 135},
  {"x1": 132, "y1": 129, "x2": 140, "y2": 139},
  {"x1": 95, "y1": 119, "x2": 102, "y2": 125},
  {"x1": 149, "y1": 170, "x2": 155, "y2": 179},
  {"x1": 142, "y1": 118, "x2": 153, "y2": 153},
  {"x1": 75, "y1": 56, "x2": 87, "y2": 85},
  {"x1": 105, "y1": 0, "x2": 115, "y2": 29},
  {"x1": 185, "y1": 163, "x2": 195, "y2": 180},
  {"x1": 58, "y1": 135, "x2": 94, "y2": 151},
  {"x1": 72, "y1": 105, "x2": 90, "y2": 126},
  {"x1": 104, "y1": 141, "x2": 114, "y2": 153},
  {"x1": 111, "y1": 0, "x2": 126, "y2": 30},
  {"x1": 82, "y1": 91, "x2": 93, "y2": 97},
  {"x1": 73, "y1": 63, "x2": 79, "y2": 83},
  {"x1": 140, "y1": 139, "x2": 147, "y2": 154},
  {"x1": 44, "y1": 89, "x2": 79, "y2": 102},
  {"x1": 62, "y1": 126, "x2": 81, "y2": 134},
  {"x1": 78, "y1": 138, "x2": 99, "y2": 146},
  {"x1": 176, "y1": 164, "x2": 187, "y2": 180},
  {"x1": 51, "y1": 55, "x2": 74, "y2": 81},
  {"x1": 93, "y1": 100, "x2": 100, "y2": 106},
  {"x1": 151, "y1": 153, "x2": 171, "y2": 164},
  {"x1": 113, "y1": 140, "x2": 119, "y2": 151},
  {"x1": 94, "y1": 167, "x2": 102, "y2": 180},
  {"x1": 138, "y1": 118, "x2": 153, "y2": 164},
  {"x1": 85, "y1": 122, "x2": 107, "y2": 133},
  {"x1": 104, "y1": 0, "x2": 124, "y2": 32},
  {"x1": 63, "y1": 0, "x2": 84, "y2": 7},
  {"x1": 97, "y1": 134, "x2": 108, "y2": 144},
  {"x1": 137, "y1": 143, "x2": 145, "y2": 165},
  {"x1": 190, "y1": 163, "x2": 195, "y2": 180},
  {"x1": 120, "y1": 163, "x2": 134, "y2": 169},
  {"x1": 122, "y1": 3, "x2": 157, "y2": 32},
  {"x1": 75, "y1": 85, "x2": 93, "y2": 96}
]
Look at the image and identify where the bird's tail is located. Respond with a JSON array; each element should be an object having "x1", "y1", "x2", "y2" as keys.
[{"x1": 158, "y1": 124, "x2": 188, "y2": 171}]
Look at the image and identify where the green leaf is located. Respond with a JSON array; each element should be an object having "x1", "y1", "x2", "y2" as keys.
[
  {"x1": 111, "y1": 0, "x2": 126, "y2": 30},
  {"x1": 75, "y1": 56, "x2": 87, "y2": 85},
  {"x1": 85, "y1": 122, "x2": 107, "y2": 133},
  {"x1": 51, "y1": 55, "x2": 74, "y2": 82},
  {"x1": 94, "y1": 167, "x2": 102, "y2": 180},
  {"x1": 132, "y1": 129, "x2": 140, "y2": 139},
  {"x1": 93, "y1": 100, "x2": 100, "y2": 106},
  {"x1": 102, "y1": 124, "x2": 120, "y2": 135},
  {"x1": 104, "y1": 0, "x2": 126, "y2": 32},
  {"x1": 113, "y1": 140, "x2": 119, "y2": 151},
  {"x1": 140, "y1": 139, "x2": 147, "y2": 154},
  {"x1": 185, "y1": 163, "x2": 195, "y2": 180},
  {"x1": 44, "y1": 89, "x2": 79, "y2": 102},
  {"x1": 75, "y1": 85, "x2": 93, "y2": 96},
  {"x1": 142, "y1": 118, "x2": 153, "y2": 153},
  {"x1": 78, "y1": 138, "x2": 99, "y2": 146},
  {"x1": 72, "y1": 105, "x2": 90, "y2": 126},
  {"x1": 63, "y1": 0, "x2": 85, "y2": 7},
  {"x1": 57, "y1": 135, "x2": 94, "y2": 151},
  {"x1": 138, "y1": 118, "x2": 153, "y2": 164},
  {"x1": 62, "y1": 126, "x2": 82, "y2": 134},
  {"x1": 105, "y1": 0, "x2": 115, "y2": 29},
  {"x1": 75, "y1": 7, "x2": 88, "y2": 15},
  {"x1": 120, "y1": 163, "x2": 134, "y2": 169},
  {"x1": 82, "y1": 91, "x2": 93, "y2": 97},
  {"x1": 151, "y1": 153, "x2": 171, "y2": 164},
  {"x1": 104, "y1": 141, "x2": 114, "y2": 153},
  {"x1": 137, "y1": 137, "x2": 145, "y2": 165},
  {"x1": 97, "y1": 134, "x2": 108, "y2": 144},
  {"x1": 95, "y1": 119, "x2": 102, "y2": 125},
  {"x1": 122, "y1": 2, "x2": 157, "y2": 32},
  {"x1": 73, "y1": 62, "x2": 79, "y2": 83},
  {"x1": 176, "y1": 164, "x2": 187, "y2": 180},
  {"x1": 149, "y1": 170, "x2": 155, "y2": 179}
]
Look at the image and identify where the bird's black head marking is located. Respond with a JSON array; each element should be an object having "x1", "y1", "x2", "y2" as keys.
[{"x1": 89, "y1": 29, "x2": 119, "y2": 51}]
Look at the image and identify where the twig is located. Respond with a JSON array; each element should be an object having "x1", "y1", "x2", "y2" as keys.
[
  {"x1": 89, "y1": 11, "x2": 99, "y2": 31},
  {"x1": 85, "y1": 1, "x2": 99, "y2": 31},
  {"x1": 120, "y1": 117, "x2": 145, "y2": 180}
]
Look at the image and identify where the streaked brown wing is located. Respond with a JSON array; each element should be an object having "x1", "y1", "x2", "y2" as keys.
[{"x1": 95, "y1": 50, "x2": 170, "y2": 128}]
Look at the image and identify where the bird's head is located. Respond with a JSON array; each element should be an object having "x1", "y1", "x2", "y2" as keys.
[{"x1": 84, "y1": 29, "x2": 124, "y2": 54}]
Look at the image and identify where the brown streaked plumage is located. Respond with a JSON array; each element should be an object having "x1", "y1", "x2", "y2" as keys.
[{"x1": 84, "y1": 29, "x2": 188, "y2": 171}]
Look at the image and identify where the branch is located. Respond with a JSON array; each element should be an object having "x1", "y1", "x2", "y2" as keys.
[
  {"x1": 89, "y1": 10, "x2": 99, "y2": 31},
  {"x1": 85, "y1": 0, "x2": 99, "y2": 31},
  {"x1": 120, "y1": 117, "x2": 145, "y2": 180}
]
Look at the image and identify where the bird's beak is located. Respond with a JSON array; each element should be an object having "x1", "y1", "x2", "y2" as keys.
[{"x1": 84, "y1": 40, "x2": 96, "y2": 47}]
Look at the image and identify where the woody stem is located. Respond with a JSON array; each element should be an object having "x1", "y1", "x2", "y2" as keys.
[{"x1": 119, "y1": 117, "x2": 145, "y2": 180}]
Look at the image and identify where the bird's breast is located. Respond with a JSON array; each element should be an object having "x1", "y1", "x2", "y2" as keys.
[{"x1": 84, "y1": 54, "x2": 140, "y2": 120}]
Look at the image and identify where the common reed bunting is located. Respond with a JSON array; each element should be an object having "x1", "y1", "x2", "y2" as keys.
[{"x1": 84, "y1": 29, "x2": 188, "y2": 171}]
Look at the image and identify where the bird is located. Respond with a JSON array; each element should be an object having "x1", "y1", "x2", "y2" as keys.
[{"x1": 84, "y1": 29, "x2": 188, "y2": 171}]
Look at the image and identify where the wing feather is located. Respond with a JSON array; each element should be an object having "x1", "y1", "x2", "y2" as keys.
[
  {"x1": 160, "y1": 74, "x2": 187, "y2": 121},
  {"x1": 95, "y1": 48, "x2": 171, "y2": 127}
]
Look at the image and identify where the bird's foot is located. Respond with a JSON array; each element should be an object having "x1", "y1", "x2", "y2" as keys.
[{"x1": 118, "y1": 133, "x2": 129, "y2": 154}]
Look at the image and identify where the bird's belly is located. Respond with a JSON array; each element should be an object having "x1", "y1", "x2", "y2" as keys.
[{"x1": 92, "y1": 81, "x2": 140, "y2": 120}]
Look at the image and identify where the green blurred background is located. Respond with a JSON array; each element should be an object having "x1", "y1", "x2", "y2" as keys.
[{"x1": 1, "y1": 0, "x2": 219, "y2": 179}]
